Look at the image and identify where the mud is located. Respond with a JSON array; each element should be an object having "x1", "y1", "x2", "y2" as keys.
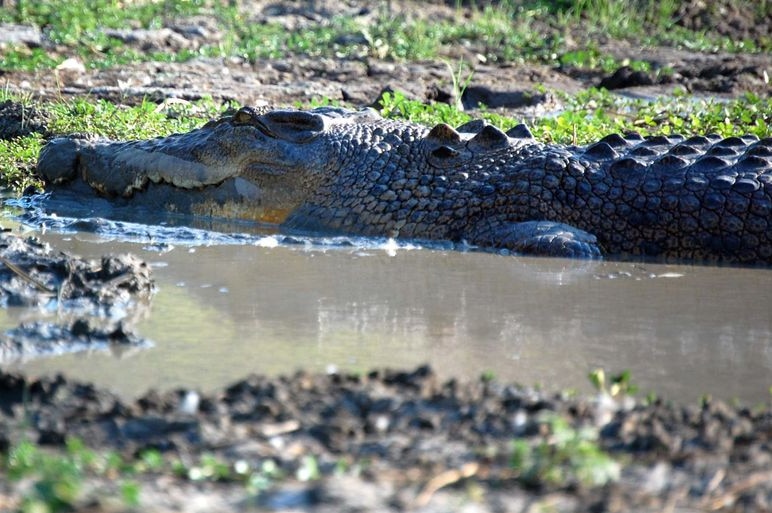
[
  {"x1": 0, "y1": 100, "x2": 49, "y2": 141},
  {"x1": 1, "y1": 365, "x2": 771, "y2": 512},
  {"x1": 0, "y1": 229, "x2": 153, "y2": 361}
]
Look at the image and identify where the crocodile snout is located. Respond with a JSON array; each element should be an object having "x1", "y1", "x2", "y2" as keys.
[{"x1": 37, "y1": 137, "x2": 81, "y2": 184}]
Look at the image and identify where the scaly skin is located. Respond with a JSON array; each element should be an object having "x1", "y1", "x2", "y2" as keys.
[{"x1": 37, "y1": 106, "x2": 772, "y2": 265}]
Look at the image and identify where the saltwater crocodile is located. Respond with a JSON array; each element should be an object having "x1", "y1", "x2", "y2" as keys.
[{"x1": 36, "y1": 106, "x2": 772, "y2": 265}]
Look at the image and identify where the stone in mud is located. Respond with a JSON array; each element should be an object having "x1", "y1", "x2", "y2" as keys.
[
  {"x1": 599, "y1": 66, "x2": 656, "y2": 90},
  {"x1": 0, "y1": 23, "x2": 43, "y2": 47}
]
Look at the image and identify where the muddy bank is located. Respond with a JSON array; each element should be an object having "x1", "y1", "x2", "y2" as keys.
[
  {"x1": 0, "y1": 229, "x2": 154, "y2": 361},
  {"x1": 1, "y1": 365, "x2": 771, "y2": 512}
]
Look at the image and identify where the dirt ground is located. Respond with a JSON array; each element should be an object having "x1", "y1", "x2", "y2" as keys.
[
  {"x1": 1, "y1": 1, "x2": 772, "y2": 511},
  {"x1": 2, "y1": 365, "x2": 772, "y2": 513},
  {"x1": 1, "y1": 0, "x2": 770, "y2": 120}
]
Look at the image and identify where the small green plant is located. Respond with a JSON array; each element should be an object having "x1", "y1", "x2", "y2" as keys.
[
  {"x1": 444, "y1": 59, "x2": 475, "y2": 110},
  {"x1": 510, "y1": 414, "x2": 620, "y2": 488},
  {"x1": 2, "y1": 438, "x2": 142, "y2": 512},
  {"x1": 377, "y1": 90, "x2": 474, "y2": 127},
  {"x1": 244, "y1": 459, "x2": 286, "y2": 495},
  {"x1": 136, "y1": 448, "x2": 165, "y2": 472},
  {"x1": 644, "y1": 391, "x2": 660, "y2": 406},
  {"x1": 169, "y1": 452, "x2": 291, "y2": 496},
  {"x1": 296, "y1": 455, "x2": 321, "y2": 482},
  {"x1": 589, "y1": 368, "x2": 639, "y2": 398},
  {"x1": 120, "y1": 481, "x2": 141, "y2": 507},
  {"x1": 480, "y1": 370, "x2": 496, "y2": 382},
  {"x1": 186, "y1": 453, "x2": 233, "y2": 481},
  {"x1": 559, "y1": 48, "x2": 651, "y2": 73}
]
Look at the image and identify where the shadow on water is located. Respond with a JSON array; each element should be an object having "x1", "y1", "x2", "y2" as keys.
[{"x1": 3, "y1": 200, "x2": 772, "y2": 404}]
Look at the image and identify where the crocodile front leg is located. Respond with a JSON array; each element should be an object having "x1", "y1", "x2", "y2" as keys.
[{"x1": 470, "y1": 220, "x2": 603, "y2": 258}]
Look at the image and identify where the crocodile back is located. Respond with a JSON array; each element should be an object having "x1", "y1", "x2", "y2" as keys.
[{"x1": 565, "y1": 134, "x2": 772, "y2": 263}]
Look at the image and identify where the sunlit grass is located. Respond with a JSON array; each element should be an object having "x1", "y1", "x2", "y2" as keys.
[
  {"x1": 378, "y1": 89, "x2": 772, "y2": 144},
  {"x1": 0, "y1": 0, "x2": 767, "y2": 72}
]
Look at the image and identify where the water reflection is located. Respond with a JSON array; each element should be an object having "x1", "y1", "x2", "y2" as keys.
[{"x1": 5, "y1": 228, "x2": 771, "y2": 404}]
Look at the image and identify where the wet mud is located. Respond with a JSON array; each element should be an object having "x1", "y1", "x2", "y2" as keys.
[{"x1": 0, "y1": 230, "x2": 153, "y2": 361}]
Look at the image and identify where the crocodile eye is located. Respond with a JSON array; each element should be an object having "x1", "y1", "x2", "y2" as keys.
[{"x1": 233, "y1": 107, "x2": 259, "y2": 125}]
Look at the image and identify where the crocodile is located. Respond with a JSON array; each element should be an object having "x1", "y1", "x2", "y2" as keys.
[{"x1": 36, "y1": 106, "x2": 772, "y2": 265}]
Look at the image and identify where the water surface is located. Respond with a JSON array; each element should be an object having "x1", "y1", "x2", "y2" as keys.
[{"x1": 3, "y1": 214, "x2": 771, "y2": 404}]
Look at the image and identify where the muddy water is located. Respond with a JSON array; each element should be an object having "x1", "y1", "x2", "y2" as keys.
[{"x1": 3, "y1": 216, "x2": 772, "y2": 403}]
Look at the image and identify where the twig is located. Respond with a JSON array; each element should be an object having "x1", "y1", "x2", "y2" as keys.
[
  {"x1": 706, "y1": 470, "x2": 772, "y2": 510},
  {"x1": 0, "y1": 255, "x2": 55, "y2": 293},
  {"x1": 414, "y1": 462, "x2": 479, "y2": 507}
]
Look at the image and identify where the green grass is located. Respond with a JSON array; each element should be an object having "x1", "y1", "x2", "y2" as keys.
[
  {"x1": 511, "y1": 414, "x2": 620, "y2": 488},
  {"x1": 44, "y1": 96, "x2": 221, "y2": 139},
  {"x1": 0, "y1": 0, "x2": 768, "y2": 72},
  {"x1": 0, "y1": 90, "x2": 226, "y2": 191},
  {"x1": 0, "y1": 436, "x2": 309, "y2": 511},
  {"x1": 559, "y1": 48, "x2": 654, "y2": 74},
  {"x1": 2, "y1": 0, "x2": 201, "y2": 46},
  {"x1": 4, "y1": 437, "x2": 143, "y2": 512},
  {"x1": 0, "y1": 135, "x2": 42, "y2": 191},
  {"x1": 378, "y1": 89, "x2": 772, "y2": 144}
]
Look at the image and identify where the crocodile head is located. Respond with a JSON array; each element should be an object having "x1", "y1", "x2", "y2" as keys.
[
  {"x1": 38, "y1": 105, "x2": 534, "y2": 228},
  {"x1": 37, "y1": 106, "x2": 385, "y2": 224},
  {"x1": 182, "y1": 105, "x2": 389, "y2": 222}
]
